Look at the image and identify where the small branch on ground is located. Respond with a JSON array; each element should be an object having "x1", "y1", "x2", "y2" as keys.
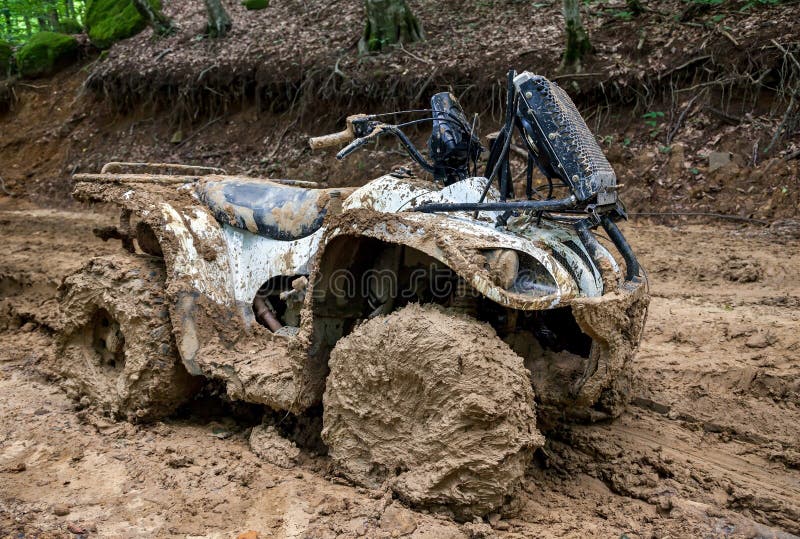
[
  {"x1": 765, "y1": 93, "x2": 798, "y2": 155},
  {"x1": 629, "y1": 212, "x2": 770, "y2": 226},
  {"x1": 667, "y1": 89, "x2": 706, "y2": 144},
  {"x1": 268, "y1": 118, "x2": 300, "y2": 159},
  {"x1": 176, "y1": 116, "x2": 226, "y2": 148},
  {"x1": 657, "y1": 55, "x2": 711, "y2": 81},
  {"x1": 395, "y1": 43, "x2": 433, "y2": 65},
  {"x1": 154, "y1": 48, "x2": 174, "y2": 62},
  {"x1": 704, "y1": 105, "x2": 743, "y2": 125}
]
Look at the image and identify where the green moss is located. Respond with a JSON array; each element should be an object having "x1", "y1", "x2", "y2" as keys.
[
  {"x1": 16, "y1": 32, "x2": 79, "y2": 79},
  {"x1": 59, "y1": 18, "x2": 84, "y2": 34},
  {"x1": 243, "y1": 0, "x2": 269, "y2": 9},
  {"x1": 85, "y1": 0, "x2": 161, "y2": 49},
  {"x1": 0, "y1": 41, "x2": 12, "y2": 78}
]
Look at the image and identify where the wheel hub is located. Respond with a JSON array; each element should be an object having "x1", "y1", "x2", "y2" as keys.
[{"x1": 89, "y1": 309, "x2": 125, "y2": 372}]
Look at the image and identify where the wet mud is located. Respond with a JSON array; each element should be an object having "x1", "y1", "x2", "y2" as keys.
[{"x1": 1, "y1": 203, "x2": 799, "y2": 537}]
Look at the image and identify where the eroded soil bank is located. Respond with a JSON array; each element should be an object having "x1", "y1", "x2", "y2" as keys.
[{"x1": 1, "y1": 199, "x2": 798, "y2": 538}]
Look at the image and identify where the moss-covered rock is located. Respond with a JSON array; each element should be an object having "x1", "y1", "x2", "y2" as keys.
[
  {"x1": 16, "y1": 32, "x2": 78, "y2": 79},
  {"x1": 0, "y1": 41, "x2": 12, "y2": 78},
  {"x1": 59, "y1": 18, "x2": 84, "y2": 34},
  {"x1": 243, "y1": 0, "x2": 269, "y2": 9},
  {"x1": 85, "y1": 0, "x2": 161, "y2": 49}
]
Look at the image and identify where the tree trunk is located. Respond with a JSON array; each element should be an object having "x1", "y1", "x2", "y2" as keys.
[
  {"x1": 2, "y1": 6, "x2": 11, "y2": 33},
  {"x1": 204, "y1": 0, "x2": 232, "y2": 38},
  {"x1": 131, "y1": 0, "x2": 174, "y2": 36},
  {"x1": 359, "y1": 0, "x2": 424, "y2": 54},
  {"x1": 626, "y1": 0, "x2": 644, "y2": 16},
  {"x1": 561, "y1": 0, "x2": 591, "y2": 72},
  {"x1": 47, "y1": 7, "x2": 60, "y2": 30}
]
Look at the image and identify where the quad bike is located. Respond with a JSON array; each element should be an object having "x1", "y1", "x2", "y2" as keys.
[{"x1": 56, "y1": 70, "x2": 648, "y2": 519}]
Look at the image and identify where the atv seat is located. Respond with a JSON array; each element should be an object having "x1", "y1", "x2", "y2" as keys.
[{"x1": 197, "y1": 178, "x2": 347, "y2": 241}]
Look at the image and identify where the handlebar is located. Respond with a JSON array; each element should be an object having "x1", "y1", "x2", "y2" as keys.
[
  {"x1": 308, "y1": 114, "x2": 369, "y2": 150},
  {"x1": 308, "y1": 114, "x2": 435, "y2": 174}
]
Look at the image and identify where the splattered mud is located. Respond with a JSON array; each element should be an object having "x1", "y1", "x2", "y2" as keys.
[{"x1": 1, "y1": 199, "x2": 799, "y2": 538}]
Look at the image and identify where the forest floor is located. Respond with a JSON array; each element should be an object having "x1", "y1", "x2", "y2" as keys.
[{"x1": 1, "y1": 0, "x2": 799, "y2": 536}]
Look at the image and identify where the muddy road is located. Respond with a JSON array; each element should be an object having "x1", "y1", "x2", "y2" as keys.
[{"x1": 0, "y1": 200, "x2": 798, "y2": 538}]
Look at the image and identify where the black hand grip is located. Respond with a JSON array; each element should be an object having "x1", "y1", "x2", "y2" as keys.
[{"x1": 336, "y1": 136, "x2": 372, "y2": 160}]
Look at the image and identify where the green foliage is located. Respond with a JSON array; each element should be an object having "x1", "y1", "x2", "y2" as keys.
[
  {"x1": 1, "y1": 1, "x2": 87, "y2": 45},
  {"x1": 242, "y1": 0, "x2": 268, "y2": 9},
  {"x1": 0, "y1": 39, "x2": 12, "y2": 76},
  {"x1": 643, "y1": 110, "x2": 665, "y2": 137},
  {"x1": 85, "y1": 0, "x2": 159, "y2": 48},
  {"x1": 642, "y1": 110, "x2": 664, "y2": 128},
  {"x1": 16, "y1": 30, "x2": 77, "y2": 77}
]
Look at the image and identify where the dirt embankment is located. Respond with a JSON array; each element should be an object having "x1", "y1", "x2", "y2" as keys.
[
  {"x1": 1, "y1": 0, "x2": 799, "y2": 221},
  {"x1": 1, "y1": 202, "x2": 798, "y2": 537}
]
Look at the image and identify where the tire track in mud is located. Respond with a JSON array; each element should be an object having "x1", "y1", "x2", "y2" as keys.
[
  {"x1": 611, "y1": 420, "x2": 800, "y2": 504},
  {"x1": 563, "y1": 411, "x2": 800, "y2": 535}
]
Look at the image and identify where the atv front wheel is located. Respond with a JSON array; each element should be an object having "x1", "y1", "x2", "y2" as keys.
[
  {"x1": 322, "y1": 303, "x2": 543, "y2": 520},
  {"x1": 56, "y1": 255, "x2": 197, "y2": 421}
]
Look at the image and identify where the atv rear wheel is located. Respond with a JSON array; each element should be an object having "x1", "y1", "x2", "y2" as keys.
[
  {"x1": 56, "y1": 255, "x2": 197, "y2": 421},
  {"x1": 322, "y1": 303, "x2": 543, "y2": 520}
]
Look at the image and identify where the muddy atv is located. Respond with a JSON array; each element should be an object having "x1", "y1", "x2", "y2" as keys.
[{"x1": 56, "y1": 71, "x2": 648, "y2": 519}]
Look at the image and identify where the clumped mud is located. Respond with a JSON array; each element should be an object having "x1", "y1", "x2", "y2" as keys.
[
  {"x1": 249, "y1": 424, "x2": 301, "y2": 469},
  {"x1": 323, "y1": 303, "x2": 543, "y2": 520},
  {"x1": 55, "y1": 254, "x2": 198, "y2": 420}
]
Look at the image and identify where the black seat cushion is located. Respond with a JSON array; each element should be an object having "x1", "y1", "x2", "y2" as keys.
[{"x1": 197, "y1": 178, "x2": 331, "y2": 241}]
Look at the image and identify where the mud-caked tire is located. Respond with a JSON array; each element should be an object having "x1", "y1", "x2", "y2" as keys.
[
  {"x1": 55, "y1": 255, "x2": 197, "y2": 421},
  {"x1": 322, "y1": 303, "x2": 544, "y2": 520}
]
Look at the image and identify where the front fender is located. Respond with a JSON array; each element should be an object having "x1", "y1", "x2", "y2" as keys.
[{"x1": 320, "y1": 209, "x2": 587, "y2": 310}]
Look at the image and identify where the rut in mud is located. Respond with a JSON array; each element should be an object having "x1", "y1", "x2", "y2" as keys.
[{"x1": 1, "y1": 202, "x2": 799, "y2": 537}]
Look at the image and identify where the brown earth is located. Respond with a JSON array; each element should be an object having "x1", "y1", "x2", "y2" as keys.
[{"x1": 1, "y1": 197, "x2": 798, "y2": 538}]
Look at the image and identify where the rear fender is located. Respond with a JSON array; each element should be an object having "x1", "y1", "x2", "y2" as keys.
[{"x1": 71, "y1": 179, "x2": 319, "y2": 411}]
